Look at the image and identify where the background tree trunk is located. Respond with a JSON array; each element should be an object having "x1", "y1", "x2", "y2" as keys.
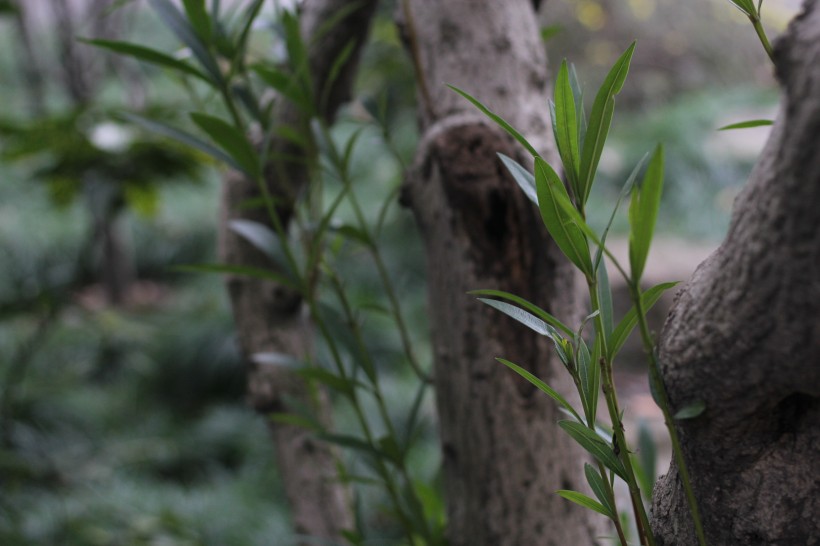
[
  {"x1": 651, "y1": 1, "x2": 820, "y2": 544},
  {"x1": 397, "y1": 1, "x2": 603, "y2": 544},
  {"x1": 218, "y1": 0, "x2": 377, "y2": 540}
]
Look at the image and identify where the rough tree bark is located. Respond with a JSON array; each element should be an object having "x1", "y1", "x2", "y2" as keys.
[
  {"x1": 651, "y1": 2, "x2": 820, "y2": 544},
  {"x1": 218, "y1": 0, "x2": 377, "y2": 540},
  {"x1": 397, "y1": 1, "x2": 603, "y2": 544}
]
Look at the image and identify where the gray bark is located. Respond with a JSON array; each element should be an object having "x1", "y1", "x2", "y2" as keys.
[
  {"x1": 398, "y1": 1, "x2": 603, "y2": 544},
  {"x1": 651, "y1": 2, "x2": 820, "y2": 544},
  {"x1": 218, "y1": 0, "x2": 377, "y2": 541}
]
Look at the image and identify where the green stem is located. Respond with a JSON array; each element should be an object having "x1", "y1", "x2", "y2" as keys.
[
  {"x1": 749, "y1": 15, "x2": 775, "y2": 63},
  {"x1": 590, "y1": 281, "x2": 656, "y2": 546},
  {"x1": 630, "y1": 282, "x2": 707, "y2": 546}
]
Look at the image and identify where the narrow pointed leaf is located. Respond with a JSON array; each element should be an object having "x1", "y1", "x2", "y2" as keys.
[
  {"x1": 82, "y1": 39, "x2": 210, "y2": 82},
  {"x1": 718, "y1": 119, "x2": 773, "y2": 130},
  {"x1": 569, "y1": 63, "x2": 587, "y2": 149},
  {"x1": 190, "y1": 112, "x2": 260, "y2": 178},
  {"x1": 182, "y1": 0, "x2": 211, "y2": 42},
  {"x1": 534, "y1": 157, "x2": 593, "y2": 276},
  {"x1": 149, "y1": 0, "x2": 223, "y2": 84},
  {"x1": 727, "y1": 0, "x2": 757, "y2": 16},
  {"x1": 559, "y1": 420, "x2": 626, "y2": 479},
  {"x1": 576, "y1": 337, "x2": 598, "y2": 423},
  {"x1": 172, "y1": 262, "x2": 299, "y2": 289},
  {"x1": 477, "y1": 298, "x2": 558, "y2": 339},
  {"x1": 556, "y1": 490, "x2": 612, "y2": 518},
  {"x1": 269, "y1": 412, "x2": 322, "y2": 433},
  {"x1": 497, "y1": 359, "x2": 583, "y2": 423},
  {"x1": 553, "y1": 60, "x2": 581, "y2": 199},
  {"x1": 584, "y1": 463, "x2": 617, "y2": 520},
  {"x1": 608, "y1": 281, "x2": 679, "y2": 360},
  {"x1": 469, "y1": 289, "x2": 574, "y2": 336},
  {"x1": 498, "y1": 153, "x2": 537, "y2": 204},
  {"x1": 674, "y1": 400, "x2": 706, "y2": 420},
  {"x1": 628, "y1": 145, "x2": 664, "y2": 282},
  {"x1": 120, "y1": 112, "x2": 240, "y2": 170},
  {"x1": 597, "y1": 260, "x2": 614, "y2": 338},
  {"x1": 448, "y1": 85, "x2": 539, "y2": 157},
  {"x1": 579, "y1": 42, "x2": 636, "y2": 204}
]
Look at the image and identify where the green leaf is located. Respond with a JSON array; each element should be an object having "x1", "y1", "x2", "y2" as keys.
[
  {"x1": 251, "y1": 64, "x2": 312, "y2": 112},
  {"x1": 727, "y1": 0, "x2": 757, "y2": 16},
  {"x1": 171, "y1": 262, "x2": 299, "y2": 289},
  {"x1": 628, "y1": 144, "x2": 664, "y2": 282},
  {"x1": 568, "y1": 64, "x2": 587, "y2": 150},
  {"x1": 559, "y1": 420, "x2": 626, "y2": 479},
  {"x1": 469, "y1": 289, "x2": 574, "y2": 337},
  {"x1": 534, "y1": 157, "x2": 593, "y2": 276},
  {"x1": 182, "y1": 0, "x2": 211, "y2": 42},
  {"x1": 120, "y1": 112, "x2": 240, "y2": 170},
  {"x1": 478, "y1": 298, "x2": 559, "y2": 340},
  {"x1": 190, "y1": 112, "x2": 260, "y2": 178},
  {"x1": 597, "y1": 260, "x2": 614, "y2": 338},
  {"x1": 228, "y1": 219, "x2": 297, "y2": 280},
  {"x1": 718, "y1": 119, "x2": 773, "y2": 131},
  {"x1": 635, "y1": 421, "x2": 657, "y2": 498},
  {"x1": 319, "y1": 433, "x2": 378, "y2": 457},
  {"x1": 552, "y1": 60, "x2": 581, "y2": 200},
  {"x1": 448, "y1": 85, "x2": 539, "y2": 157},
  {"x1": 497, "y1": 359, "x2": 583, "y2": 423},
  {"x1": 148, "y1": 0, "x2": 223, "y2": 85},
  {"x1": 556, "y1": 490, "x2": 612, "y2": 518},
  {"x1": 81, "y1": 38, "x2": 210, "y2": 82},
  {"x1": 297, "y1": 367, "x2": 365, "y2": 398},
  {"x1": 576, "y1": 337, "x2": 599, "y2": 424},
  {"x1": 607, "y1": 281, "x2": 679, "y2": 361},
  {"x1": 674, "y1": 400, "x2": 706, "y2": 420},
  {"x1": 540, "y1": 24, "x2": 563, "y2": 42},
  {"x1": 498, "y1": 153, "x2": 537, "y2": 205},
  {"x1": 579, "y1": 42, "x2": 636, "y2": 205},
  {"x1": 584, "y1": 463, "x2": 617, "y2": 520},
  {"x1": 269, "y1": 412, "x2": 322, "y2": 433}
]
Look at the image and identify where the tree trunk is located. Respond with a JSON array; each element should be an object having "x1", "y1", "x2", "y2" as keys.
[
  {"x1": 651, "y1": 2, "x2": 820, "y2": 544},
  {"x1": 397, "y1": 1, "x2": 603, "y2": 544},
  {"x1": 218, "y1": 0, "x2": 377, "y2": 541}
]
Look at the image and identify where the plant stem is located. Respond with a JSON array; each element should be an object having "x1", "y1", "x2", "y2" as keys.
[
  {"x1": 749, "y1": 16, "x2": 775, "y2": 63},
  {"x1": 589, "y1": 280, "x2": 656, "y2": 546},
  {"x1": 630, "y1": 282, "x2": 707, "y2": 546}
]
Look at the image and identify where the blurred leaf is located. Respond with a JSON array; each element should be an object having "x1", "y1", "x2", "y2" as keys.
[
  {"x1": 319, "y1": 433, "x2": 377, "y2": 457},
  {"x1": 552, "y1": 60, "x2": 581, "y2": 200},
  {"x1": 190, "y1": 112, "x2": 259, "y2": 178},
  {"x1": 252, "y1": 352, "x2": 301, "y2": 367},
  {"x1": 534, "y1": 157, "x2": 593, "y2": 276},
  {"x1": 636, "y1": 421, "x2": 657, "y2": 498},
  {"x1": 728, "y1": 0, "x2": 757, "y2": 16},
  {"x1": 297, "y1": 367, "x2": 360, "y2": 398},
  {"x1": 448, "y1": 85, "x2": 539, "y2": 158},
  {"x1": 498, "y1": 153, "x2": 537, "y2": 205},
  {"x1": 597, "y1": 260, "x2": 613, "y2": 338},
  {"x1": 321, "y1": 39, "x2": 357, "y2": 112},
  {"x1": 674, "y1": 400, "x2": 706, "y2": 420},
  {"x1": 148, "y1": 0, "x2": 223, "y2": 84},
  {"x1": 607, "y1": 281, "x2": 679, "y2": 361},
  {"x1": 232, "y1": 0, "x2": 264, "y2": 63},
  {"x1": 121, "y1": 112, "x2": 240, "y2": 171},
  {"x1": 182, "y1": 0, "x2": 211, "y2": 42},
  {"x1": 124, "y1": 183, "x2": 159, "y2": 217},
  {"x1": 579, "y1": 42, "x2": 636, "y2": 205},
  {"x1": 270, "y1": 412, "x2": 322, "y2": 432},
  {"x1": 556, "y1": 490, "x2": 612, "y2": 518},
  {"x1": 559, "y1": 420, "x2": 626, "y2": 479},
  {"x1": 82, "y1": 39, "x2": 211, "y2": 82},
  {"x1": 228, "y1": 219, "x2": 295, "y2": 277},
  {"x1": 251, "y1": 64, "x2": 313, "y2": 112},
  {"x1": 497, "y1": 359, "x2": 583, "y2": 423},
  {"x1": 172, "y1": 262, "x2": 299, "y2": 289},
  {"x1": 540, "y1": 24, "x2": 563, "y2": 42},
  {"x1": 628, "y1": 145, "x2": 664, "y2": 282},
  {"x1": 470, "y1": 289, "x2": 573, "y2": 336},
  {"x1": 718, "y1": 119, "x2": 773, "y2": 130},
  {"x1": 584, "y1": 463, "x2": 617, "y2": 520}
]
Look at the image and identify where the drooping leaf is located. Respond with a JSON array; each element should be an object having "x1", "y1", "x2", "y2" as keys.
[
  {"x1": 498, "y1": 153, "x2": 537, "y2": 205},
  {"x1": 559, "y1": 420, "x2": 626, "y2": 479},
  {"x1": 190, "y1": 112, "x2": 260, "y2": 178},
  {"x1": 628, "y1": 144, "x2": 664, "y2": 282},
  {"x1": 556, "y1": 490, "x2": 612, "y2": 518},
  {"x1": 552, "y1": 60, "x2": 581, "y2": 200},
  {"x1": 448, "y1": 85, "x2": 539, "y2": 158},
  {"x1": 477, "y1": 298, "x2": 559, "y2": 340},
  {"x1": 470, "y1": 289, "x2": 574, "y2": 337},
  {"x1": 172, "y1": 262, "x2": 299, "y2": 289},
  {"x1": 718, "y1": 119, "x2": 773, "y2": 131},
  {"x1": 674, "y1": 400, "x2": 706, "y2": 420},
  {"x1": 82, "y1": 39, "x2": 210, "y2": 82},
  {"x1": 228, "y1": 219, "x2": 296, "y2": 280},
  {"x1": 584, "y1": 463, "x2": 617, "y2": 520},
  {"x1": 148, "y1": 0, "x2": 223, "y2": 84},
  {"x1": 607, "y1": 281, "x2": 679, "y2": 361},
  {"x1": 497, "y1": 359, "x2": 583, "y2": 423},
  {"x1": 269, "y1": 412, "x2": 322, "y2": 433},
  {"x1": 121, "y1": 113, "x2": 240, "y2": 171},
  {"x1": 534, "y1": 157, "x2": 593, "y2": 276},
  {"x1": 182, "y1": 0, "x2": 211, "y2": 42},
  {"x1": 578, "y1": 42, "x2": 636, "y2": 205}
]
